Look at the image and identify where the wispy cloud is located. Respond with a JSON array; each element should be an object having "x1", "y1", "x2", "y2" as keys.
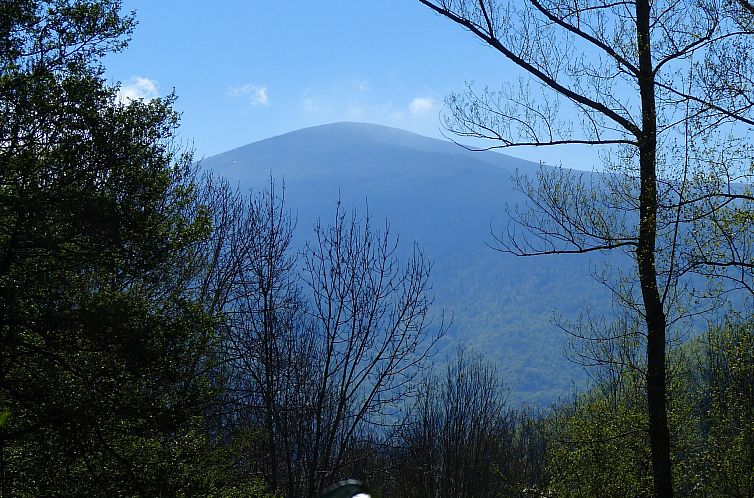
[
  {"x1": 409, "y1": 97, "x2": 436, "y2": 115},
  {"x1": 299, "y1": 83, "x2": 441, "y2": 138},
  {"x1": 118, "y1": 76, "x2": 159, "y2": 102},
  {"x1": 355, "y1": 78, "x2": 369, "y2": 92},
  {"x1": 226, "y1": 84, "x2": 270, "y2": 106},
  {"x1": 303, "y1": 97, "x2": 320, "y2": 113}
]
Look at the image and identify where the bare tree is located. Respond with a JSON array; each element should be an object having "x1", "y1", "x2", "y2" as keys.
[
  {"x1": 201, "y1": 185, "x2": 444, "y2": 497},
  {"x1": 226, "y1": 181, "x2": 309, "y2": 492},
  {"x1": 398, "y1": 348, "x2": 544, "y2": 498},
  {"x1": 414, "y1": 1, "x2": 754, "y2": 496},
  {"x1": 188, "y1": 175, "x2": 309, "y2": 492},
  {"x1": 300, "y1": 204, "x2": 443, "y2": 497}
]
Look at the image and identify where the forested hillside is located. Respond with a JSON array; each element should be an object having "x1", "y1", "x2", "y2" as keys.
[{"x1": 202, "y1": 122, "x2": 626, "y2": 403}]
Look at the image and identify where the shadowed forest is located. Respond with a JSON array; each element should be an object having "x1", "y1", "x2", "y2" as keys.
[{"x1": 1, "y1": 1, "x2": 753, "y2": 497}]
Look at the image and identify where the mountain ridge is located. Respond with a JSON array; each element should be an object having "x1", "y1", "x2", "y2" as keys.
[{"x1": 202, "y1": 122, "x2": 613, "y2": 404}]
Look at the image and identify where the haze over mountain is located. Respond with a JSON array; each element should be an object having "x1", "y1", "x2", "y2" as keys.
[{"x1": 202, "y1": 122, "x2": 619, "y2": 404}]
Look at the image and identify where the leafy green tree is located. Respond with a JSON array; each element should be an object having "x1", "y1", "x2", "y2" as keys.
[
  {"x1": 546, "y1": 375, "x2": 653, "y2": 498},
  {"x1": 545, "y1": 319, "x2": 754, "y2": 497},
  {"x1": 690, "y1": 321, "x2": 754, "y2": 497},
  {"x1": 0, "y1": 1, "x2": 221, "y2": 494}
]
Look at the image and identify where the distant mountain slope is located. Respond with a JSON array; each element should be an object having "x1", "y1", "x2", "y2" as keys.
[{"x1": 202, "y1": 122, "x2": 620, "y2": 404}]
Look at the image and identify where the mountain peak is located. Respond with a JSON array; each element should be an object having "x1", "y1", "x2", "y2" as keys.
[
  {"x1": 205, "y1": 121, "x2": 539, "y2": 178},
  {"x1": 266, "y1": 121, "x2": 441, "y2": 144}
]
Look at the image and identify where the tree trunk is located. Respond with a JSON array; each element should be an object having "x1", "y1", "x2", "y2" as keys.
[{"x1": 636, "y1": 0, "x2": 673, "y2": 496}]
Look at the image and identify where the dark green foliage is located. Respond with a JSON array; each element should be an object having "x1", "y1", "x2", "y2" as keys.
[{"x1": 0, "y1": 1, "x2": 222, "y2": 495}]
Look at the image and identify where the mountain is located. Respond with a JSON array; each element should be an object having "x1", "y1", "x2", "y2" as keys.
[{"x1": 201, "y1": 122, "x2": 621, "y2": 404}]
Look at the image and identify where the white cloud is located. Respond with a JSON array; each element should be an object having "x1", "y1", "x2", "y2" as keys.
[
  {"x1": 227, "y1": 84, "x2": 270, "y2": 106},
  {"x1": 118, "y1": 76, "x2": 159, "y2": 102},
  {"x1": 303, "y1": 97, "x2": 320, "y2": 113},
  {"x1": 409, "y1": 97, "x2": 436, "y2": 115},
  {"x1": 346, "y1": 104, "x2": 366, "y2": 117},
  {"x1": 355, "y1": 78, "x2": 369, "y2": 92},
  {"x1": 298, "y1": 84, "x2": 442, "y2": 139}
]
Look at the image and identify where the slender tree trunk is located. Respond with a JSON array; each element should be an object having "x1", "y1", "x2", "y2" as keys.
[
  {"x1": 636, "y1": 1, "x2": 673, "y2": 496},
  {"x1": 260, "y1": 287, "x2": 280, "y2": 489}
]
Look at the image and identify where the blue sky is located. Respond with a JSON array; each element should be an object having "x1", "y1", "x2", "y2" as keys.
[{"x1": 105, "y1": 1, "x2": 599, "y2": 169}]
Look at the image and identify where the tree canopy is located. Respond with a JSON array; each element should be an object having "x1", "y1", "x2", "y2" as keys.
[{"x1": 0, "y1": 1, "x2": 220, "y2": 494}]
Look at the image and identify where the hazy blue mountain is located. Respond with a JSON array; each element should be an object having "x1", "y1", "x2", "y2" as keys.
[{"x1": 202, "y1": 122, "x2": 622, "y2": 404}]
